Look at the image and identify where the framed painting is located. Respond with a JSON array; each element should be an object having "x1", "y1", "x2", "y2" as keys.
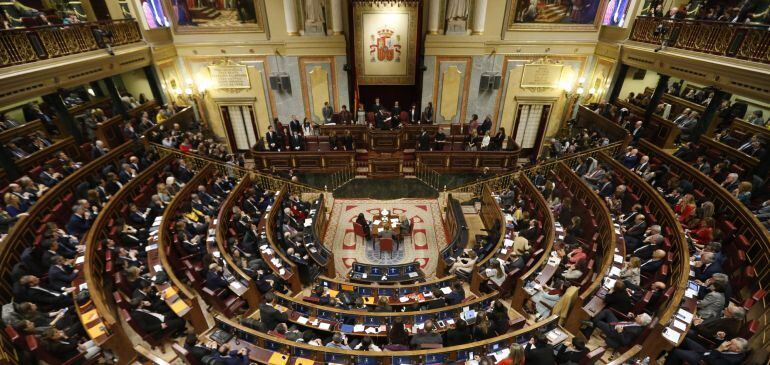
[
  {"x1": 353, "y1": 1, "x2": 418, "y2": 85},
  {"x1": 166, "y1": 0, "x2": 266, "y2": 33},
  {"x1": 507, "y1": 0, "x2": 607, "y2": 31}
]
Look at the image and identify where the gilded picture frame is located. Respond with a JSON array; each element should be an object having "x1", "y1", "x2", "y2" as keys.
[
  {"x1": 353, "y1": 1, "x2": 419, "y2": 85},
  {"x1": 165, "y1": 0, "x2": 267, "y2": 34},
  {"x1": 506, "y1": 0, "x2": 608, "y2": 31}
]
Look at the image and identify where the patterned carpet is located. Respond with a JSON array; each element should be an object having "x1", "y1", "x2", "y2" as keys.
[{"x1": 325, "y1": 199, "x2": 446, "y2": 279}]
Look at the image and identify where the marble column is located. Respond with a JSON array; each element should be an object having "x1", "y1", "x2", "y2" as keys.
[
  {"x1": 283, "y1": 0, "x2": 299, "y2": 36},
  {"x1": 471, "y1": 0, "x2": 488, "y2": 35},
  {"x1": 331, "y1": 0, "x2": 343, "y2": 35},
  {"x1": 427, "y1": 0, "x2": 440, "y2": 34}
]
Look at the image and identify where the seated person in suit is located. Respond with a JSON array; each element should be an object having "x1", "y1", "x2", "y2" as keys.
[
  {"x1": 40, "y1": 328, "x2": 101, "y2": 360},
  {"x1": 592, "y1": 309, "x2": 651, "y2": 349},
  {"x1": 258, "y1": 292, "x2": 288, "y2": 331},
  {"x1": 524, "y1": 332, "x2": 556, "y2": 365},
  {"x1": 689, "y1": 303, "x2": 745, "y2": 344},
  {"x1": 205, "y1": 263, "x2": 230, "y2": 291},
  {"x1": 129, "y1": 297, "x2": 187, "y2": 339},
  {"x1": 409, "y1": 319, "x2": 443, "y2": 348},
  {"x1": 640, "y1": 249, "x2": 666, "y2": 275},
  {"x1": 555, "y1": 338, "x2": 588, "y2": 365},
  {"x1": 663, "y1": 337, "x2": 748, "y2": 365}
]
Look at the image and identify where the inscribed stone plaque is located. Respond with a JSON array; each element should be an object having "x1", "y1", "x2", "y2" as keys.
[
  {"x1": 521, "y1": 64, "x2": 563, "y2": 89},
  {"x1": 208, "y1": 65, "x2": 251, "y2": 89}
]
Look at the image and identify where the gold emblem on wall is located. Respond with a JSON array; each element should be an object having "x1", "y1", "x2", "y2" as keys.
[
  {"x1": 309, "y1": 66, "x2": 331, "y2": 123},
  {"x1": 440, "y1": 66, "x2": 462, "y2": 121}
]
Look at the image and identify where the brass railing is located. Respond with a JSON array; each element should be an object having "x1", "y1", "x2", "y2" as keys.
[
  {"x1": 0, "y1": 19, "x2": 143, "y2": 68},
  {"x1": 152, "y1": 144, "x2": 324, "y2": 195},
  {"x1": 630, "y1": 16, "x2": 770, "y2": 64},
  {"x1": 328, "y1": 165, "x2": 356, "y2": 191},
  {"x1": 414, "y1": 161, "x2": 444, "y2": 191},
  {"x1": 449, "y1": 141, "x2": 625, "y2": 194}
]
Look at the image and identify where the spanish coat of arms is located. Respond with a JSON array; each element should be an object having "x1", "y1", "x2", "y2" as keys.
[{"x1": 369, "y1": 26, "x2": 401, "y2": 62}]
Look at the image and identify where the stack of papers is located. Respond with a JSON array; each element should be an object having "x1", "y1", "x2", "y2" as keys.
[
  {"x1": 318, "y1": 322, "x2": 331, "y2": 330},
  {"x1": 440, "y1": 287, "x2": 452, "y2": 295},
  {"x1": 297, "y1": 317, "x2": 309, "y2": 325},
  {"x1": 353, "y1": 324, "x2": 365, "y2": 332},
  {"x1": 676, "y1": 309, "x2": 694, "y2": 323}
]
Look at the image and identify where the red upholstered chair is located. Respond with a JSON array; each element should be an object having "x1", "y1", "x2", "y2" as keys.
[
  {"x1": 379, "y1": 238, "x2": 393, "y2": 258},
  {"x1": 353, "y1": 222, "x2": 366, "y2": 245}
]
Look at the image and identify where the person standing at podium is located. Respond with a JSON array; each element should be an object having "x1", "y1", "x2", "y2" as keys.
[{"x1": 370, "y1": 98, "x2": 382, "y2": 113}]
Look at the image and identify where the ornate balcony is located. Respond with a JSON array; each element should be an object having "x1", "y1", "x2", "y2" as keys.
[
  {"x1": 0, "y1": 19, "x2": 142, "y2": 68},
  {"x1": 629, "y1": 16, "x2": 770, "y2": 64}
]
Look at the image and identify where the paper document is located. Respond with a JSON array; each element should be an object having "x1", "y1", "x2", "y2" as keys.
[
  {"x1": 662, "y1": 328, "x2": 681, "y2": 343},
  {"x1": 318, "y1": 322, "x2": 331, "y2": 330},
  {"x1": 673, "y1": 319, "x2": 687, "y2": 331}
]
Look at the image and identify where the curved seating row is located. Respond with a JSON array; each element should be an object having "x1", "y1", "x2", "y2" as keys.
[
  {"x1": 312, "y1": 275, "x2": 459, "y2": 308},
  {"x1": 270, "y1": 290, "x2": 501, "y2": 337},
  {"x1": 157, "y1": 163, "x2": 243, "y2": 320},
  {"x1": 176, "y1": 314, "x2": 562, "y2": 365},
  {"x1": 551, "y1": 162, "x2": 618, "y2": 326},
  {"x1": 636, "y1": 138, "x2": 770, "y2": 300},
  {"x1": 475, "y1": 175, "x2": 554, "y2": 299},
  {"x1": 81, "y1": 153, "x2": 178, "y2": 359},
  {"x1": 265, "y1": 187, "x2": 302, "y2": 293},
  {"x1": 437, "y1": 194, "x2": 468, "y2": 276},
  {"x1": 590, "y1": 151, "x2": 689, "y2": 358}
]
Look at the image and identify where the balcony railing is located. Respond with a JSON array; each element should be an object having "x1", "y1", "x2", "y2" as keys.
[
  {"x1": 0, "y1": 19, "x2": 142, "y2": 68},
  {"x1": 629, "y1": 16, "x2": 770, "y2": 64}
]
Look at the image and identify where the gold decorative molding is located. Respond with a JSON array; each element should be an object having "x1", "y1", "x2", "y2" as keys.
[
  {"x1": 432, "y1": 56, "x2": 472, "y2": 125},
  {"x1": 309, "y1": 66, "x2": 331, "y2": 122},
  {"x1": 440, "y1": 66, "x2": 462, "y2": 121},
  {"x1": 298, "y1": 56, "x2": 339, "y2": 120}
]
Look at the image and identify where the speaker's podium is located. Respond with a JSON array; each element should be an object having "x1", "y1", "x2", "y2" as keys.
[{"x1": 369, "y1": 129, "x2": 401, "y2": 152}]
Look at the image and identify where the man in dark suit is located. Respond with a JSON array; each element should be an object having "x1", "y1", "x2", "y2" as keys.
[
  {"x1": 176, "y1": 160, "x2": 194, "y2": 183},
  {"x1": 592, "y1": 309, "x2": 650, "y2": 349},
  {"x1": 444, "y1": 282, "x2": 465, "y2": 306},
  {"x1": 408, "y1": 103, "x2": 420, "y2": 123},
  {"x1": 289, "y1": 131, "x2": 304, "y2": 151},
  {"x1": 370, "y1": 97, "x2": 382, "y2": 113},
  {"x1": 258, "y1": 292, "x2": 288, "y2": 331},
  {"x1": 664, "y1": 337, "x2": 748, "y2": 365},
  {"x1": 694, "y1": 252, "x2": 723, "y2": 282},
  {"x1": 91, "y1": 140, "x2": 108, "y2": 159},
  {"x1": 65, "y1": 205, "x2": 92, "y2": 238},
  {"x1": 640, "y1": 249, "x2": 666, "y2": 274},
  {"x1": 205, "y1": 264, "x2": 230, "y2": 291},
  {"x1": 339, "y1": 105, "x2": 353, "y2": 124},
  {"x1": 524, "y1": 332, "x2": 556, "y2": 365},
  {"x1": 289, "y1": 115, "x2": 302, "y2": 134},
  {"x1": 47, "y1": 256, "x2": 77, "y2": 292},
  {"x1": 622, "y1": 214, "x2": 647, "y2": 247},
  {"x1": 16, "y1": 275, "x2": 72, "y2": 310},
  {"x1": 265, "y1": 126, "x2": 280, "y2": 151},
  {"x1": 184, "y1": 334, "x2": 216, "y2": 362},
  {"x1": 322, "y1": 102, "x2": 334, "y2": 123},
  {"x1": 39, "y1": 165, "x2": 61, "y2": 187},
  {"x1": 132, "y1": 280, "x2": 171, "y2": 315},
  {"x1": 690, "y1": 304, "x2": 745, "y2": 343},
  {"x1": 596, "y1": 176, "x2": 615, "y2": 199},
  {"x1": 130, "y1": 298, "x2": 186, "y2": 339}
]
